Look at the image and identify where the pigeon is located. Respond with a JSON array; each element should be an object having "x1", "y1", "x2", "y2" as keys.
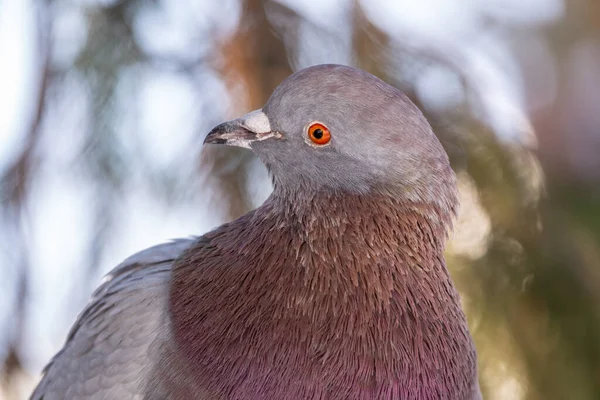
[{"x1": 31, "y1": 64, "x2": 480, "y2": 400}]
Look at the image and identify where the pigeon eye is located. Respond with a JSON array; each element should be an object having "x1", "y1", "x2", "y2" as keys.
[{"x1": 307, "y1": 123, "x2": 331, "y2": 145}]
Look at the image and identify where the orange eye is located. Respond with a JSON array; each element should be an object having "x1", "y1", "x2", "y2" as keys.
[{"x1": 307, "y1": 123, "x2": 331, "y2": 145}]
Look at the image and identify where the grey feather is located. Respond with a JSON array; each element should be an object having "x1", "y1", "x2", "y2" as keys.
[{"x1": 30, "y1": 239, "x2": 195, "y2": 400}]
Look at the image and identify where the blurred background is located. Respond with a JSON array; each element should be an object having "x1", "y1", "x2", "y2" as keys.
[{"x1": 0, "y1": 0, "x2": 599, "y2": 399}]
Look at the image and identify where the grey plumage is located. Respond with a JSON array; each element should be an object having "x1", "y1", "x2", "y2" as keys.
[
  {"x1": 31, "y1": 239, "x2": 195, "y2": 400},
  {"x1": 31, "y1": 64, "x2": 480, "y2": 400}
]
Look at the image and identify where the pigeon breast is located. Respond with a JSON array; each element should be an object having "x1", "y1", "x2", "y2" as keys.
[{"x1": 165, "y1": 191, "x2": 478, "y2": 400}]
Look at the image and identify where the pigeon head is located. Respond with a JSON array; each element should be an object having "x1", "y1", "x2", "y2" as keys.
[{"x1": 205, "y1": 64, "x2": 457, "y2": 212}]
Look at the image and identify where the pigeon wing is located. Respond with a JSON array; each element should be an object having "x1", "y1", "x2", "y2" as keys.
[{"x1": 30, "y1": 238, "x2": 195, "y2": 400}]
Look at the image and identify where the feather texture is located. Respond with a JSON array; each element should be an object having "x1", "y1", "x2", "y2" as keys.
[{"x1": 31, "y1": 239, "x2": 194, "y2": 400}]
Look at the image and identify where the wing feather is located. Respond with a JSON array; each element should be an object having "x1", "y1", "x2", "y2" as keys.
[{"x1": 30, "y1": 238, "x2": 195, "y2": 400}]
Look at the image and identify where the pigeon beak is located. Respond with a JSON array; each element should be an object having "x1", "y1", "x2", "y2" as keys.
[{"x1": 204, "y1": 109, "x2": 282, "y2": 149}]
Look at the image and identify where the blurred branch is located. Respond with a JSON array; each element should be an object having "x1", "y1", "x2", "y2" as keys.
[
  {"x1": 352, "y1": 2, "x2": 389, "y2": 80},
  {"x1": 0, "y1": 0, "x2": 51, "y2": 394},
  {"x1": 199, "y1": 0, "x2": 294, "y2": 221}
]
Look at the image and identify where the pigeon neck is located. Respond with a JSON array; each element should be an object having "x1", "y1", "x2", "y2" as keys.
[{"x1": 270, "y1": 189, "x2": 454, "y2": 251}]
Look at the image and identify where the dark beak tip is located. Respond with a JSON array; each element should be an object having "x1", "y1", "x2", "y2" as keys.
[
  {"x1": 204, "y1": 137, "x2": 227, "y2": 145},
  {"x1": 203, "y1": 120, "x2": 262, "y2": 147},
  {"x1": 203, "y1": 122, "x2": 232, "y2": 145}
]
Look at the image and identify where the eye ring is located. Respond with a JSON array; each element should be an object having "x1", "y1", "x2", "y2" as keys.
[{"x1": 307, "y1": 122, "x2": 331, "y2": 145}]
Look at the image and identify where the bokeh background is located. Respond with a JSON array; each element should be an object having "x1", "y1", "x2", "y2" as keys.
[{"x1": 1, "y1": 0, "x2": 599, "y2": 399}]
